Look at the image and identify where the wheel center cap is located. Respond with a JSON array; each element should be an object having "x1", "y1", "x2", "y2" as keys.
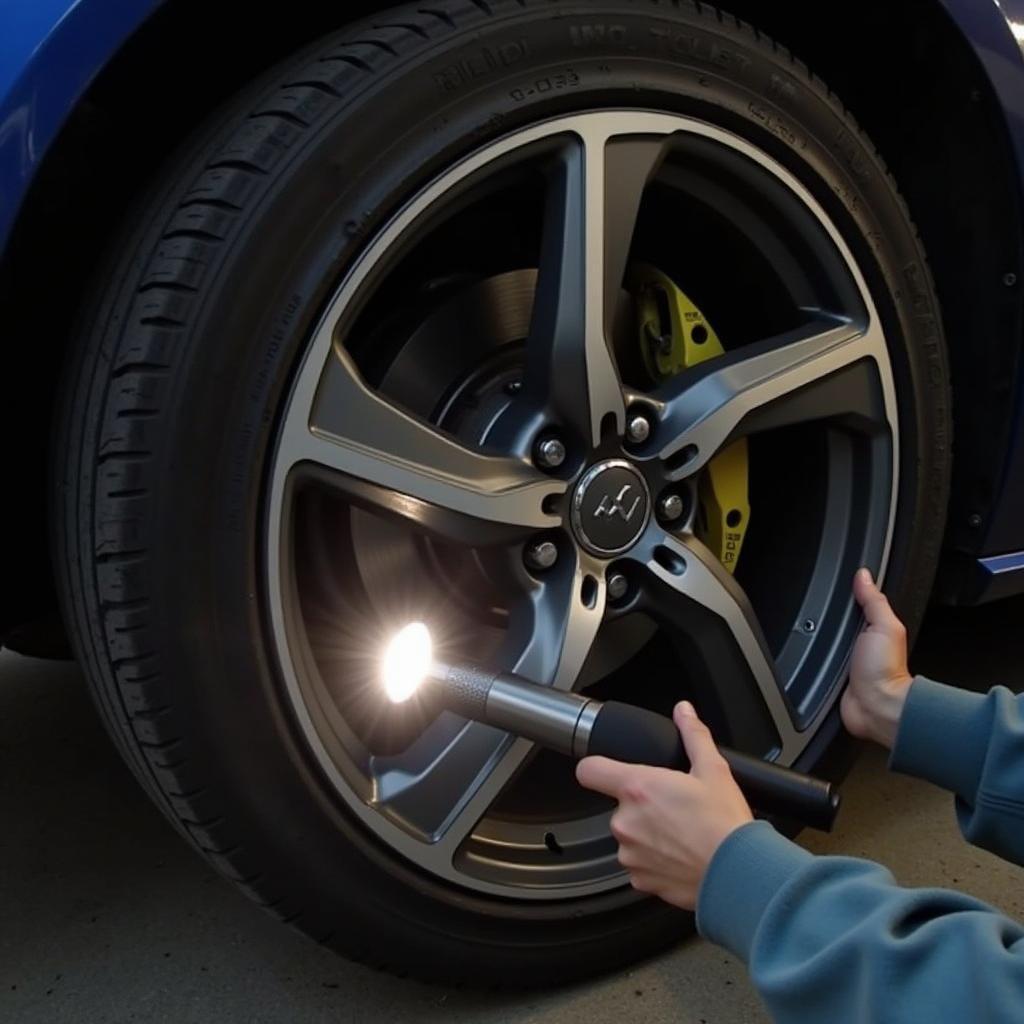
[{"x1": 571, "y1": 460, "x2": 651, "y2": 556}]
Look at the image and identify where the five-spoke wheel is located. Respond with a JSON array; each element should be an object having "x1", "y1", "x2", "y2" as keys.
[{"x1": 267, "y1": 112, "x2": 897, "y2": 898}]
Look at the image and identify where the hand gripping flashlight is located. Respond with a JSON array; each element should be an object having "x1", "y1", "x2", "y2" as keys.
[{"x1": 383, "y1": 623, "x2": 840, "y2": 832}]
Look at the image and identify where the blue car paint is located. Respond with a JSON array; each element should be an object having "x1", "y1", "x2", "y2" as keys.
[
  {"x1": 1, "y1": 0, "x2": 1023, "y2": 593},
  {"x1": 0, "y1": 0, "x2": 164, "y2": 251},
  {"x1": 973, "y1": 550, "x2": 1024, "y2": 602}
]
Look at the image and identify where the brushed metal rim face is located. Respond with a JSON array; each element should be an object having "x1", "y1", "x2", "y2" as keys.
[
  {"x1": 264, "y1": 110, "x2": 900, "y2": 901},
  {"x1": 571, "y1": 459, "x2": 652, "y2": 556}
]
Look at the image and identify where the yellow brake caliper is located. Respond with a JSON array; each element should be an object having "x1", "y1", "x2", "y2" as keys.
[{"x1": 632, "y1": 265, "x2": 751, "y2": 574}]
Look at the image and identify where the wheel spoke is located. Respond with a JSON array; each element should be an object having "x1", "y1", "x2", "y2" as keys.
[
  {"x1": 506, "y1": 548, "x2": 608, "y2": 690},
  {"x1": 654, "y1": 315, "x2": 889, "y2": 478},
  {"x1": 643, "y1": 535, "x2": 800, "y2": 759},
  {"x1": 373, "y1": 549, "x2": 607, "y2": 858},
  {"x1": 524, "y1": 129, "x2": 668, "y2": 446},
  {"x1": 279, "y1": 345, "x2": 565, "y2": 544}
]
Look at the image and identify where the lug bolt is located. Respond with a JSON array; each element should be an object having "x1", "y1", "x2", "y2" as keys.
[
  {"x1": 607, "y1": 573, "x2": 629, "y2": 601},
  {"x1": 504, "y1": 379, "x2": 523, "y2": 395},
  {"x1": 626, "y1": 413, "x2": 651, "y2": 444},
  {"x1": 535, "y1": 437, "x2": 566, "y2": 470},
  {"x1": 525, "y1": 539, "x2": 558, "y2": 571},
  {"x1": 658, "y1": 493, "x2": 685, "y2": 523}
]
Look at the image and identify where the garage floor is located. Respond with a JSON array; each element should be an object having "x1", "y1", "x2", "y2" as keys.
[{"x1": 2, "y1": 597, "x2": 1023, "y2": 1024}]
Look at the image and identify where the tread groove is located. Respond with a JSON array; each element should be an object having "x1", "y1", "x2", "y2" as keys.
[
  {"x1": 207, "y1": 158, "x2": 269, "y2": 176},
  {"x1": 163, "y1": 228, "x2": 224, "y2": 242},
  {"x1": 250, "y1": 108, "x2": 308, "y2": 128},
  {"x1": 132, "y1": 706, "x2": 173, "y2": 721},
  {"x1": 94, "y1": 549, "x2": 147, "y2": 564},
  {"x1": 103, "y1": 487, "x2": 149, "y2": 499},
  {"x1": 188, "y1": 815, "x2": 226, "y2": 830},
  {"x1": 179, "y1": 197, "x2": 243, "y2": 213},
  {"x1": 138, "y1": 315, "x2": 185, "y2": 328},
  {"x1": 282, "y1": 79, "x2": 342, "y2": 97},
  {"x1": 318, "y1": 53, "x2": 372, "y2": 73},
  {"x1": 114, "y1": 408, "x2": 159, "y2": 420},
  {"x1": 98, "y1": 597, "x2": 150, "y2": 610},
  {"x1": 349, "y1": 38, "x2": 399, "y2": 56},
  {"x1": 138, "y1": 281, "x2": 198, "y2": 295},
  {"x1": 96, "y1": 451, "x2": 150, "y2": 465},
  {"x1": 417, "y1": 7, "x2": 455, "y2": 27},
  {"x1": 376, "y1": 21, "x2": 430, "y2": 39},
  {"x1": 111, "y1": 362, "x2": 171, "y2": 379}
]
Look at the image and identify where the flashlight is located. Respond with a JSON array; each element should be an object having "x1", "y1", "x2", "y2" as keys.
[{"x1": 383, "y1": 624, "x2": 840, "y2": 832}]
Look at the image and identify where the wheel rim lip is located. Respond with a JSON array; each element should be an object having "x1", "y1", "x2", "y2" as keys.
[{"x1": 263, "y1": 109, "x2": 900, "y2": 901}]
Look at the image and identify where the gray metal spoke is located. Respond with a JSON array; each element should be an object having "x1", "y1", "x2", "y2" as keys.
[
  {"x1": 373, "y1": 549, "x2": 607, "y2": 861},
  {"x1": 525, "y1": 126, "x2": 667, "y2": 446},
  {"x1": 278, "y1": 344, "x2": 564, "y2": 543},
  {"x1": 655, "y1": 316, "x2": 887, "y2": 478},
  {"x1": 645, "y1": 535, "x2": 800, "y2": 760}
]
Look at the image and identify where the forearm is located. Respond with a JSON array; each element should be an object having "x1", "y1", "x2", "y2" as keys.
[
  {"x1": 890, "y1": 679, "x2": 1024, "y2": 865},
  {"x1": 698, "y1": 821, "x2": 1024, "y2": 1024}
]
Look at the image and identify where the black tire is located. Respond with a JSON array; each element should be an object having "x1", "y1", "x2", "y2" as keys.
[{"x1": 54, "y1": 0, "x2": 950, "y2": 985}]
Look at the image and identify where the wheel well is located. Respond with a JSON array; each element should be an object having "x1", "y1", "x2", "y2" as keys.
[
  {"x1": 2, "y1": 0, "x2": 1020, "y2": 650},
  {"x1": 719, "y1": 0, "x2": 1024, "y2": 585}
]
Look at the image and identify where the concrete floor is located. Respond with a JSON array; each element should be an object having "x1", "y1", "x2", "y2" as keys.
[{"x1": 2, "y1": 598, "x2": 1023, "y2": 1024}]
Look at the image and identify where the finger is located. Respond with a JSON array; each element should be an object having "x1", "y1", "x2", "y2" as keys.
[
  {"x1": 853, "y1": 568, "x2": 902, "y2": 632},
  {"x1": 673, "y1": 701, "x2": 724, "y2": 775},
  {"x1": 576, "y1": 755, "x2": 633, "y2": 798},
  {"x1": 626, "y1": 871, "x2": 660, "y2": 895}
]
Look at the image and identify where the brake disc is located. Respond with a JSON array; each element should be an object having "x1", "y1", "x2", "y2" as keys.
[{"x1": 631, "y1": 264, "x2": 750, "y2": 573}]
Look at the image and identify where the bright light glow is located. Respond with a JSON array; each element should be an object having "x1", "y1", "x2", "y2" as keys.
[{"x1": 382, "y1": 622, "x2": 433, "y2": 703}]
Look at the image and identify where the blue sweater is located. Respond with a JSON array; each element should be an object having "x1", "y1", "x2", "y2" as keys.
[{"x1": 696, "y1": 678, "x2": 1024, "y2": 1022}]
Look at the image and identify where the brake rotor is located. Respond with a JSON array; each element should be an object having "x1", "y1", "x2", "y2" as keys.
[
  {"x1": 631, "y1": 264, "x2": 751, "y2": 572},
  {"x1": 349, "y1": 270, "x2": 535, "y2": 632}
]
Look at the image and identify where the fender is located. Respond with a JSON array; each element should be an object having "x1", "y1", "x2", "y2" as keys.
[
  {"x1": 939, "y1": 0, "x2": 1024, "y2": 595},
  {"x1": 0, "y1": 0, "x2": 164, "y2": 252}
]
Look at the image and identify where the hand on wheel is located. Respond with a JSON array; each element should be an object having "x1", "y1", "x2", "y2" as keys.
[
  {"x1": 841, "y1": 568, "x2": 914, "y2": 749},
  {"x1": 576, "y1": 702, "x2": 753, "y2": 912}
]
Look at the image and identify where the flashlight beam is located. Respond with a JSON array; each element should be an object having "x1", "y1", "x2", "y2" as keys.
[{"x1": 382, "y1": 622, "x2": 433, "y2": 704}]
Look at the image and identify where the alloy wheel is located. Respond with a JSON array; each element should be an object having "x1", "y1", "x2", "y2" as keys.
[{"x1": 265, "y1": 111, "x2": 898, "y2": 899}]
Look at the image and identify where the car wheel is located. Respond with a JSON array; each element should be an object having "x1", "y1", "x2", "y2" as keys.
[{"x1": 54, "y1": 0, "x2": 950, "y2": 984}]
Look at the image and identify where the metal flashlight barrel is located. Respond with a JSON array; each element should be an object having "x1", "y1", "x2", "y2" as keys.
[
  {"x1": 429, "y1": 662, "x2": 840, "y2": 832},
  {"x1": 432, "y1": 661, "x2": 591, "y2": 755}
]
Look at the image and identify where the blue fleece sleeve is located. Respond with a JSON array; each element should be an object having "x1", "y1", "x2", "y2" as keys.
[
  {"x1": 697, "y1": 821, "x2": 1024, "y2": 1023},
  {"x1": 890, "y1": 678, "x2": 1024, "y2": 865}
]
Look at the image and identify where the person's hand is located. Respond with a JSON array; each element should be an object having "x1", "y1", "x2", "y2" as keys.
[
  {"x1": 841, "y1": 568, "x2": 914, "y2": 749},
  {"x1": 575, "y1": 701, "x2": 753, "y2": 911}
]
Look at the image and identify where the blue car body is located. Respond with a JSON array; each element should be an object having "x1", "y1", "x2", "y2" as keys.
[{"x1": 1, "y1": 0, "x2": 1024, "y2": 618}]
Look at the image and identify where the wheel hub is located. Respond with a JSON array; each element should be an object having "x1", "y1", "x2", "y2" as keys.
[{"x1": 571, "y1": 459, "x2": 651, "y2": 556}]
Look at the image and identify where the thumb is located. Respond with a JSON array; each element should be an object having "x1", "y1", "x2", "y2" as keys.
[
  {"x1": 673, "y1": 701, "x2": 722, "y2": 775},
  {"x1": 853, "y1": 568, "x2": 903, "y2": 633}
]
